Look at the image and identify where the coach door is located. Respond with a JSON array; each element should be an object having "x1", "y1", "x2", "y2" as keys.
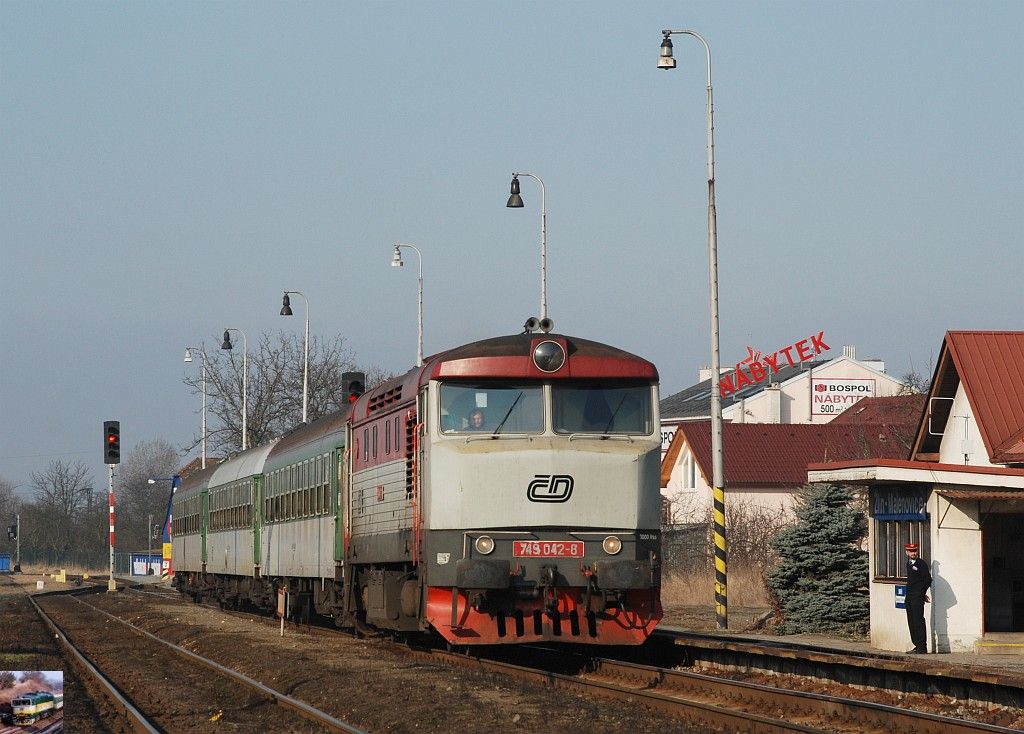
[{"x1": 333, "y1": 443, "x2": 346, "y2": 564}]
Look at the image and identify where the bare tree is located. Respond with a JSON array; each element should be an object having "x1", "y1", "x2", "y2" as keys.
[
  {"x1": 30, "y1": 460, "x2": 93, "y2": 565},
  {"x1": 183, "y1": 331, "x2": 393, "y2": 456},
  {"x1": 116, "y1": 439, "x2": 181, "y2": 552},
  {"x1": 0, "y1": 474, "x2": 20, "y2": 530}
]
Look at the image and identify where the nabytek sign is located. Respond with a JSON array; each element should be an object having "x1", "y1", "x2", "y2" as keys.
[
  {"x1": 812, "y1": 378, "x2": 876, "y2": 415},
  {"x1": 719, "y1": 331, "x2": 831, "y2": 398}
]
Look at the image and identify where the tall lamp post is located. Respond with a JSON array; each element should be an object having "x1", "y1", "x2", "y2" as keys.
[
  {"x1": 658, "y1": 27, "x2": 728, "y2": 629},
  {"x1": 506, "y1": 172, "x2": 549, "y2": 322},
  {"x1": 221, "y1": 327, "x2": 249, "y2": 450},
  {"x1": 183, "y1": 346, "x2": 208, "y2": 469},
  {"x1": 280, "y1": 291, "x2": 310, "y2": 423},
  {"x1": 391, "y1": 243, "x2": 424, "y2": 367}
]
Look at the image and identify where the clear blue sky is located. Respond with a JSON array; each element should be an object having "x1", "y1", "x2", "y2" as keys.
[{"x1": 2, "y1": 2, "x2": 1021, "y2": 491}]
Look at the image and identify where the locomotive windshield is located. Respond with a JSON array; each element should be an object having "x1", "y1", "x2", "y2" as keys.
[
  {"x1": 438, "y1": 381, "x2": 653, "y2": 435},
  {"x1": 552, "y1": 383, "x2": 653, "y2": 435},
  {"x1": 440, "y1": 382, "x2": 543, "y2": 434}
]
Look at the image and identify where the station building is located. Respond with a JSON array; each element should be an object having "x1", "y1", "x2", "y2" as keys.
[{"x1": 808, "y1": 331, "x2": 1024, "y2": 654}]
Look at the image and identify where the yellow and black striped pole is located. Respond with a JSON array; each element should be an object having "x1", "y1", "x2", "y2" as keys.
[{"x1": 659, "y1": 26, "x2": 728, "y2": 629}]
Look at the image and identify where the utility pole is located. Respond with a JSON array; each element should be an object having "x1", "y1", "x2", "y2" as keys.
[
  {"x1": 148, "y1": 513, "x2": 153, "y2": 575},
  {"x1": 15, "y1": 514, "x2": 21, "y2": 572}
]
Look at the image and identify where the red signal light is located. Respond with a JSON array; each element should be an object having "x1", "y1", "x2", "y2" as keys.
[
  {"x1": 348, "y1": 393, "x2": 359, "y2": 404},
  {"x1": 107, "y1": 434, "x2": 117, "y2": 443}
]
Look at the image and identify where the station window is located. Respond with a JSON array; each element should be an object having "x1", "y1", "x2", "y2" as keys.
[{"x1": 874, "y1": 519, "x2": 930, "y2": 580}]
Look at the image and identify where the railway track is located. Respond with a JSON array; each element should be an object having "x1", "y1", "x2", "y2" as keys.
[
  {"x1": 64, "y1": 582, "x2": 1024, "y2": 732},
  {"x1": 418, "y1": 644, "x2": 1021, "y2": 734},
  {"x1": 30, "y1": 587, "x2": 365, "y2": 733}
]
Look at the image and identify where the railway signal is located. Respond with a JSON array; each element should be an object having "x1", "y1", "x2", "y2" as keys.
[
  {"x1": 103, "y1": 420, "x2": 121, "y2": 465},
  {"x1": 6, "y1": 524, "x2": 15, "y2": 540},
  {"x1": 342, "y1": 372, "x2": 365, "y2": 404}
]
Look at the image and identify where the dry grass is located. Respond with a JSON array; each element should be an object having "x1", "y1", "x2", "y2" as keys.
[{"x1": 662, "y1": 565, "x2": 772, "y2": 608}]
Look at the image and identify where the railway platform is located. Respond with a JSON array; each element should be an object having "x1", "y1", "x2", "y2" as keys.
[{"x1": 659, "y1": 623, "x2": 1024, "y2": 689}]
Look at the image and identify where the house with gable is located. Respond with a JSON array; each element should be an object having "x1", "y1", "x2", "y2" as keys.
[
  {"x1": 661, "y1": 404, "x2": 919, "y2": 525},
  {"x1": 809, "y1": 331, "x2": 1024, "y2": 654}
]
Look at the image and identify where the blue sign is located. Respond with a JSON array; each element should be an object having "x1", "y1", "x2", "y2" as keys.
[{"x1": 895, "y1": 584, "x2": 907, "y2": 609}]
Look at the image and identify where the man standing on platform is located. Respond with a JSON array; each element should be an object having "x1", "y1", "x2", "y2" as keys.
[{"x1": 904, "y1": 543, "x2": 932, "y2": 653}]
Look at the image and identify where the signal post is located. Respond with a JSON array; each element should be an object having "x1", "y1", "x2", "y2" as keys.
[{"x1": 103, "y1": 421, "x2": 121, "y2": 592}]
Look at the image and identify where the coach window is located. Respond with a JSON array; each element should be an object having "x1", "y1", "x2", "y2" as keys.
[
  {"x1": 439, "y1": 382, "x2": 543, "y2": 434},
  {"x1": 363, "y1": 429, "x2": 369, "y2": 461},
  {"x1": 552, "y1": 383, "x2": 653, "y2": 435}
]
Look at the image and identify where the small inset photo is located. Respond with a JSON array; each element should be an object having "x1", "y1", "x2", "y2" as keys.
[{"x1": 1, "y1": 670, "x2": 64, "y2": 729}]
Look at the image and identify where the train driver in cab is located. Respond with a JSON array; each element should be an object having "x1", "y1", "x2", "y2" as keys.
[{"x1": 466, "y1": 407, "x2": 486, "y2": 431}]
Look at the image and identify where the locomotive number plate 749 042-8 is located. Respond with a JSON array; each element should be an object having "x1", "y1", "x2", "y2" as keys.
[{"x1": 512, "y1": 540, "x2": 584, "y2": 558}]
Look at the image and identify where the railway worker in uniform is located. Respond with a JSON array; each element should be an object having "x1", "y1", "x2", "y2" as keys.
[
  {"x1": 904, "y1": 543, "x2": 932, "y2": 653},
  {"x1": 466, "y1": 408, "x2": 486, "y2": 431}
]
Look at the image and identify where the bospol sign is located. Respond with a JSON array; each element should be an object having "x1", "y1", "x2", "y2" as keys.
[
  {"x1": 811, "y1": 378, "x2": 876, "y2": 415},
  {"x1": 718, "y1": 331, "x2": 831, "y2": 398}
]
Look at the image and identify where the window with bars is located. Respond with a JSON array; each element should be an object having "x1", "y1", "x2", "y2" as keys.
[{"x1": 873, "y1": 519, "x2": 929, "y2": 580}]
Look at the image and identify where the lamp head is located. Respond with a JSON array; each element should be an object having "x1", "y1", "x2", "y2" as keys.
[
  {"x1": 221, "y1": 330, "x2": 233, "y2": 350},
  {"x1": 391, "y1": 244, "x2": 404, "y2": 267},
  {"x1": 658, "y1": 33, "x2": 676, "y2": 69},
  {"x1": 147, "y1": 479, "x2": 156, "y2": 484},
  {"x1": 280, "y1": 292, "x2": 293, "y2": 316},
  {"x1": 506, "y1": 175, "x2": 524, "y2": 208},
  {"x1": 183, "y1": 348, "x2": 193, "y2": 363}
]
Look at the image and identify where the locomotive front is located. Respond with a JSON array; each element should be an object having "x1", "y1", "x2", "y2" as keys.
[{"x1": 420, "y1": 332, "x2": 663, "y2": 644}]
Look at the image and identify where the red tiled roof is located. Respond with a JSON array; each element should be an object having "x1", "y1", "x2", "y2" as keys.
[
  {"x1": 675, "y1": 421, "x2": 913, "y2": 488},
  {"x1": 831, "y1": 395, "x2": 925, "y2": 426},
  {"x1": 946, "y1": 331, "x2": 1024, "y2": 463}
]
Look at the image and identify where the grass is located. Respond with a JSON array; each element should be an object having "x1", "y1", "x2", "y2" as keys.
[{"x1": 662, "y1": 565, "x2": 772, "y2": 608}]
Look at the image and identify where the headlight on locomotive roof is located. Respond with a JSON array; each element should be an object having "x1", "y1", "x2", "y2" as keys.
[
  {"x1": 602, "y1": 535, "x2": 623, "y2": 555},
  {"x1": 533, "y1": 340, "x2": 565, "y2": 372},
  {"x1": 475, "y1": 535, "x2": 495, "y2": 555}
]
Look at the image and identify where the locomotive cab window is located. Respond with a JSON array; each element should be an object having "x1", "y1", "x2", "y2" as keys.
[
  {"x1": 439, "y1": 382, "x2": 543, "y2": 434},
  {"x1": 552, "y1": 383, "x2": 654, "y2": 435}
]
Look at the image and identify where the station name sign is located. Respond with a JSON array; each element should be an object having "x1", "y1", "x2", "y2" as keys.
[
  {"x1": 871, "y1": 486, "x2": 929, "y2": 520},
  {"x1": 719, "y1": 331, "x2": 831, "y2": 398}
]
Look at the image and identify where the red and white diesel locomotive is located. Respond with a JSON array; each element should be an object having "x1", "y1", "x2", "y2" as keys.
[{"x1": 173, "y1": 325, "x2": 663, "y2": 644}]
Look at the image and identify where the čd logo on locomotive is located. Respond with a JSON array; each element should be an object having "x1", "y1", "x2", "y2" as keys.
[{"x1": 527, "y1": 474, "x2": 574, "y2": 502}]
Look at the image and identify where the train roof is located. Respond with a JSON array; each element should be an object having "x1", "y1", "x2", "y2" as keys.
[
  {"x1": 349, "y1": 331, "x2": 658, "y2": 423},
  {"x1": 209, "y1": 440, "x2": 279, "y2": 486},
  {"x1": 264, "y1": 408, "x2": 349, "y2": 471},
  {"x1": 431, "y1": 332, "x2": 657, "y2": 379}
]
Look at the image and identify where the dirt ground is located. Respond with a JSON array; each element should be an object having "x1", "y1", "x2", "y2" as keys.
[
  {"x1": 6, "y1": 572, "x2": 1021, "y2": 732},
  {"x1": 3, "y1": 572, "x2": 698, "y2": 733}
]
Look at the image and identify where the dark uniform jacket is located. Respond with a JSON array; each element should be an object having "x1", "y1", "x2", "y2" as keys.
[{"x1": 906, "y1": 557, "x2": 932, "y2": 598}]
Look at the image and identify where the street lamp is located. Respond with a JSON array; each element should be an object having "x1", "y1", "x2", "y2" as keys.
[
  {"x1": 183, "y1": 346, "x2": 208, "y2": 469},
  {"x1": 391, "y1": 243, "x2": 424, "y2": 367},
  {"x1": 506, "y1": 172, "x2": 549, "y2": 322},
  {"x1": 221, "y1": 327, "x2": 249, "y2": 450},
  {"x1": 658, "y1": 27, "x2": 728, "y2": 630},
  {"x1": 280, "y1": 290, "x2": 310, "y2": 423}
]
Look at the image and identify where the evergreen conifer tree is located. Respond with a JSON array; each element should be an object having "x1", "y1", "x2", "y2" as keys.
[{"x1": 765, "y1": 483, "x2": 869, "y2": 635}]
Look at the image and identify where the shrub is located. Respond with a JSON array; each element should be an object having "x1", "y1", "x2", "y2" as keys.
[{"x1": 764, "y1": 483, "x2": 868, "y2": 635}]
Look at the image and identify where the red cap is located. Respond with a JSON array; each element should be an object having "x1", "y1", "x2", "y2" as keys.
[{"x1": 905, "y1": 543, "x2": 919, "y2": 552}]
